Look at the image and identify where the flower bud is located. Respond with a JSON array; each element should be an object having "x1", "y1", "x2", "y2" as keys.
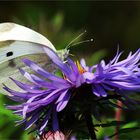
[{"x1": 41, "y1": 131, "x2": 66, "y2": 140}]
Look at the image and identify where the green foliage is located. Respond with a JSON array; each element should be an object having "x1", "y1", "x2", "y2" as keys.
[{"x1": 0, "y1": 106, "x2": 20, "y2": 120}]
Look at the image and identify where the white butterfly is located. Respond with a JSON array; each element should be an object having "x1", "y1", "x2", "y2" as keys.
[{"x1": 0, "y1": 22, "x2": 69, "y2": 94}]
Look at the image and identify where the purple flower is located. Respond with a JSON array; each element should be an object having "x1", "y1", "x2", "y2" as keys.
[
  {"x1": 84, "y1": 48, "x2": 140, "y2": 97},
  {"x1": 3, "y1": 47, "x2": 140, "y2": 134},
  {"x1": 4, "y1": 48, "x2": 85, "y2": 134}
]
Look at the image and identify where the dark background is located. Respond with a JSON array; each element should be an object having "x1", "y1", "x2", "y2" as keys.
[{"x1": 0, "y1": 1, "x2": 140, "y2": 58}]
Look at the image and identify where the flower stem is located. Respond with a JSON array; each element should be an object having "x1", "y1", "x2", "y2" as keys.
[
  {"x1": 84, "y1": 111, "x2": 97, "y2": 140},
  {"x1": 115, "y1": 101, "x2": 123, "y2": 140}
]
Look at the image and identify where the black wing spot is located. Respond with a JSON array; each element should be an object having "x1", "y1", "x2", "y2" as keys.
[{"x1": 6, "y1": 51, "x2": 13, "y2": 57}]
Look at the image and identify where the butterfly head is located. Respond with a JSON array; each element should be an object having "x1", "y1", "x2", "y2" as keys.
[{"x1": 57, "y1": 48, "x2": 70, "y2": 61}]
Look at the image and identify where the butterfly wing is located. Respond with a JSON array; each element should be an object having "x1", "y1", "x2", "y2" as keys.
[
  {"x1": 0, "y1": 41, "x2": 47, "y2": 64},
  {"x1": 0, "y1": 22, "x2": 56, "y2": 51},
  {"x1": 0, "y1": 53, "x2": 50, "y2": 94},
  {"x1": 0, "y1": 23, "x2": 56, "y2": 94}
]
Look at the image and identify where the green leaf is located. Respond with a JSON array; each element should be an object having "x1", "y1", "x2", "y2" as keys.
[
  {"x1": 109, "y1": 127, "x2": 140, "y2": 138},
  {"x1": 0, "y1": 107, "x2": 21, "y2": 120},
  {"x1": 94, "y1": 121, "x2": 127, "y2": 128},
  {"x1": 21, "y1": 132, "x2": 32, "y2": 140},
  {"x1": 122, "y1": 122, "x2": 138, "y2": 129}
]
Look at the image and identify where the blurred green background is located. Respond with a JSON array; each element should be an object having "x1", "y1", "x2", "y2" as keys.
[{"x1": 1, "y1": 1, "x2": 140, "y2": 139}]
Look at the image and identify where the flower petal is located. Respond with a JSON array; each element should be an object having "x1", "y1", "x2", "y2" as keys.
[{"x1": 56, "y1": 92, "x2": 71, "y2": 112}]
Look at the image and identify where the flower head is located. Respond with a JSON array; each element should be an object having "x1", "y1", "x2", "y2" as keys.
[
  {"x1": 4, "y1": 47, "x2": 86, "y2": 134},
  {"x1": 85, "y1": 48, "x2": 140, "y2": 97},
  {"x1": 4, "y1": 47, "x2": 140, "y2": 134},
  {"x1": 41, "y1": 131, "x2": 66, "y2": 140}
]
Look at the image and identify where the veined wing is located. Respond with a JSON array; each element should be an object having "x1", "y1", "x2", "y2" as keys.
[{"x1": 0, "y1": 22, "x2": 56, "y2": 51}]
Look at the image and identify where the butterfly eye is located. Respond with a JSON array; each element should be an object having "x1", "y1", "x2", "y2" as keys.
[{"x1": 6, "y1": 51, "x2": 13, "y2": 57}]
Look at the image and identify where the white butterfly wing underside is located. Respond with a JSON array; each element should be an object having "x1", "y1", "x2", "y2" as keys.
[
  {"x1": 0, "y1": 53, "x2": 50, "y2": 94},
  {"x1": 0, "y1": 22, "x2": 56, "y2": 51},
  {"x1": 0, "y1": 22, "x2": 56, "y2": 94}
]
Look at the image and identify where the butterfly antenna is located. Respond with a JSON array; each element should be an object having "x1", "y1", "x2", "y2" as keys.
[
  {"x1": 70, "y1": 38, "x2": 94, "y2": 47},
  {"x1": 66, "y1": 30, "x2": 87, "y2": 49},
  {"x1": 69, "y1": 53, "x2": 75, "y2": 57}
]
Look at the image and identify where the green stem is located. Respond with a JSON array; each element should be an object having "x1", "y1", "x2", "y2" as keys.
[{"x1": 84, "y1": 111, "x2": 97, "y2": 140}]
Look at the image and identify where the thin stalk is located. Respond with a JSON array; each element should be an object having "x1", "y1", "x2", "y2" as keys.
[
  {"x1": 84, "y1": 111, "x2": 97, "y2": 140},
  {"x1": 115, "y1": 101, "x2": 123, "y2": 140}
]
